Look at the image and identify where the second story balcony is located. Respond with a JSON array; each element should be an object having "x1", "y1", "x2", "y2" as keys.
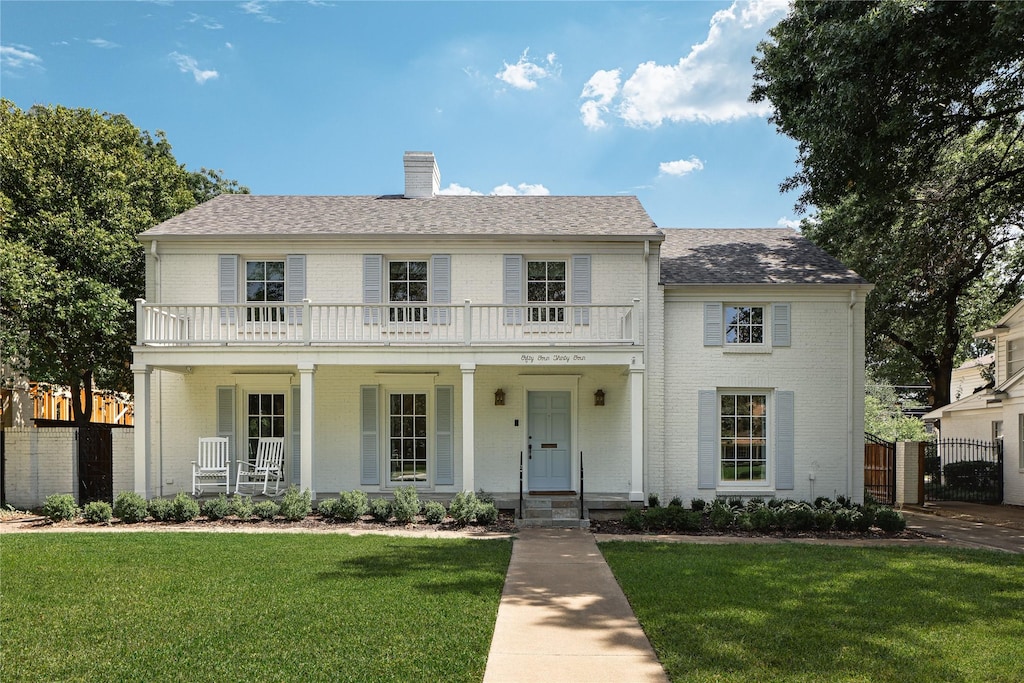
[{"x1": 137, "y1": 300, "x2": 642, "y2": 347}]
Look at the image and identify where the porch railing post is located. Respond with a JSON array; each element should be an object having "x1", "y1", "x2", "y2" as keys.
[
  {"x1": 303, "y1": 299, "x2": 312, "y2": 344},
  {"x1": 464, "y1": 300, "x2": 472, "y2": 345},
  {"x1": 135, "y1": 298, "x2": 145, "y2": 345},
  {"x1": 631, "y1": 298, "x2": 641, "y2": 344}
]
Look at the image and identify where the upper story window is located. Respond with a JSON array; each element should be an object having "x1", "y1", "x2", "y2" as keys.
[
  {"x1": 725, "y1": 305, "x2": 764, "y2": 345},
  {"x1": 389, "y1": 260, "x2": 428, "y2": 322},
  {"x1": 527, "y1": 260, "x2": 566, "y2": 322},
  {"x1": 1008, "y1": 338, "x2": 1023, "y2": 378},
  {"x1": 246, "y1": 260, "x2": 285, "y2": 322}
]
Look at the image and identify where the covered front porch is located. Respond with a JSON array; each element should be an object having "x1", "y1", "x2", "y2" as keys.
[{"x1": 131, "y1": 346, "x2": 647, "y2": 506}]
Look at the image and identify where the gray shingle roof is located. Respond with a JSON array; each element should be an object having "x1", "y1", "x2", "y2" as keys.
[
  {"x1": 660, "y1": 228, "x2": 868, "y2": 285},
  {"x1": 139, "y1": 194, "x2": 661, "y2": 239}
]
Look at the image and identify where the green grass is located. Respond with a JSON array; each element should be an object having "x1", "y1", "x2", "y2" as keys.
[
  {"x1": 601, "y1": 542, "x2": 1024, "y2": 683},
  {"x1": 1, "y1": 533, "x2": 512, "y2": 682}
]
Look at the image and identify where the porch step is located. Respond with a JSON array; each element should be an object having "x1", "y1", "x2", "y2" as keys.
[{"x1": 516, "y1": 496, "x2": 590, "y2": 528}]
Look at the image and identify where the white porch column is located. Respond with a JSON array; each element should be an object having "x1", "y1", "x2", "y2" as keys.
[
  {"x1": 629, "y1": 367, "x2": 645, "y2": 502},
  {"x1": 298, "y1": 363, "x2": 316, "y2": 495},
  {"x1": 461, "y1": 363, "x2": 476, "y2": 492},
  {"x1": 132, "y1": 364, "x2": 152, "y2": 497}
]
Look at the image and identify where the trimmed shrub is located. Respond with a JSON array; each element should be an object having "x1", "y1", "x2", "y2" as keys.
[
  {"x1": 813, "y1": 509, "x2": 836, "y2": 532},
  {"x1": 475, "y1": 489, "x2": 496, "y2": 505},
  {"x1": 336, "y1": 490, "x2": 369, "y2": 522},
  {"x1": 750, "y1": 506, "x2": 776, "y2": 532},
  {"x1": 874, "y1": 507, "x2": 906, "y2": 533},
  {"x1": 253, "y1": 500, "x2": 279, "y2": 520},
  {"x1": 853, "y1": 505, "x2": 875, "y2": 533},
  {"x1": 83, "y1": 500, "x2": 112, "y2": 524},
  {"x1": 709, "y1": 501, "x2": 735, "y2": 530},
  {"x1": 317, "y1": 498, "x2": 339, "y2": 520},
  {"x1": 202, "y1": 494, "x2": 231, "y2": 521},
  {"x1": 370, "y1": 497, "x2": 392, "y2": 522},
  {"x1": 148, "y1": 497, "x2": 174, "y2": 522},
  {"x1": 622, "y1": 508, "x2": 646, "y2": 531},
  {"x1": 449, "y1": 491, "x2": 481, "y2": 526},
  {"x1": 42, "y1": 494, "x2": 79, "y2": 522},
  {"x1": 475, "y1": 502, "x2": 499, "y2": 526},
  {"x1": 392, "y1": 486, "x2": 420, "y2": 524},
  {"x1": 834, "y1": 508, "x2": 858, "y2": 532},
  {"x1": 279, "y1": 486, "x2": 312, "y2": 521},
  {"x1": 171, "y1": 492, "x2": 200, "y2": 523},
  {"x1": 668, "y1": 496, "x2": 683, "y2": 507},
  {"x1": 647, "y1": 492, "x2": 661, "y2": 508},
  {"x1": 778, "y1": 503, "x2": 815, "y2": 532},
  {"x1": 229, "y1": 494, "x2": 254, "y2": 520},
  {"x1": 736, "y1": 512, "x2": 754, "y2": 532},
  {"x1": 423, "y1": 500, "x2": 446, "y2": 524},
  {"x1": 690, "y1": 498, "x2": 707, "y2": 512},
  {"x1": 113, "y1": 491, "x2": 149, "y2": 523}
]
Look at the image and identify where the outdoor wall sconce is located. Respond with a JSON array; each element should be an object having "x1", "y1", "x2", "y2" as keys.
[
  {"x1": 494, "y1": 388, "x2": 505, "y2": 406},
  {"x1": 594, "y1": 389, "x2": 605, "y2": 406}
]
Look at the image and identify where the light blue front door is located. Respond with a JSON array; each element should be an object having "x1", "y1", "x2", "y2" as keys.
[{"x1": 528, "y1": 391, "x2": 571, "y2": 491}]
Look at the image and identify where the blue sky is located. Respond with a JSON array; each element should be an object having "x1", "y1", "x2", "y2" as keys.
[{"x1": 1, "y1": 0, "x2": 804, "y2": 228}]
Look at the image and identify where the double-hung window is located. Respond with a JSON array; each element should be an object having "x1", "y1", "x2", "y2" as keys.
[
  {"x1": 1008, "y1": 338, "x2": 1023, "y2": 379},
  {"x1": 720, "y1": 393, "x2": 768, "y2": 482},
  {"x1": 247, "y1": 393, "x2": 285, "y2": 464},
  {"x1": 725, "y1": 305, "x2": 764, "y2": 345},
  {"x1": 389, "y1": 260, "x2": 428, "y2": 322},
  {"x1": 246, "y1": 260, "x2": 285, "y2": 322},
  {"x1": 527, "y1": 260, "x2": 566, "y2": 322}
]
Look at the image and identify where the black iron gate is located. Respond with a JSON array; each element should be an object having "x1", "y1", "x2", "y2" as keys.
[
  {"x1": 78, "y1": 425, "x2": 113, "y2": 504},
  {"x1": 864, "y1": 433, "x2": 896, "y2": 505},
  {"x1": 924, "y1": 439, "x2": 1003, "y2": 503}
]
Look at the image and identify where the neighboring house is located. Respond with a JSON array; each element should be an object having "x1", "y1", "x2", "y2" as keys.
[
  {"x1": 924, "y1": 299, "x2": 1024, "y2": 506},
  {"x1": 950, "y1": 353, "x2": 994, "y2": 402},
  {"x1": 130, "y1": 152, "x2": 870, "y2": 511}
]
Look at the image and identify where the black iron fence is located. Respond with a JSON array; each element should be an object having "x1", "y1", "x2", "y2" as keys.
[{"x1": 924, "y1": 439, "x2": 1003, "y2": 503}]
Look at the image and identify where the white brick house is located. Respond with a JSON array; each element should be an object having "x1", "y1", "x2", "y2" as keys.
[
  {"x1": 130, "y1": 152, "x2": 870, "y2": 510},
  {"x1": 924, "y1": 298, "x2": 1024, "y2": 506}
]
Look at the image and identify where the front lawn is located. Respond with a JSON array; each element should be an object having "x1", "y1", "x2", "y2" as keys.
[
  {"x1": 1, "y1": 533, "x2": 512, "y2": 682},
  {"x1": 601, "y1": 542, "x2": 1024, "y2": 683}
]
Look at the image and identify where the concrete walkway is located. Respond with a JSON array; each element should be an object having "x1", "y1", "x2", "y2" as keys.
[{"x1": 483, "y1": 527, "x2": 667, "y2": 683}]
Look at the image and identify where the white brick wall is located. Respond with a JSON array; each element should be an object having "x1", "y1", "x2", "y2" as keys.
[{"x1": 3, "y1": 428, "x2": 76, "y2": 508}]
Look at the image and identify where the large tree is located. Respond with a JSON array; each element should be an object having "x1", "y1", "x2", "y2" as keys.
[
  {"x1": 0, "y1": 100, "x2": 247, "y2": 423},
  {"x1": 751, "y1": 0, "x2": 1024, "y2": 408}
]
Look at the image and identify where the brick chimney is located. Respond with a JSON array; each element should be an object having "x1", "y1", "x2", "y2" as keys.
[{"x1": 403, "y1": 151, "x2": 440, "y2": 198}]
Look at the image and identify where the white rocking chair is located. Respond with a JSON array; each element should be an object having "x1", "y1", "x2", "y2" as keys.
[
  {"x1": 235, "y1": 437, "x2": 285, "y2": 495},
  {"x1": 192, "y1": 437, "x2": 230, "y2": 495}
]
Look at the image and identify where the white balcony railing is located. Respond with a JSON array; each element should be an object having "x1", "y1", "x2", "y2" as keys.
[{"x1": 136, "y1": 300, "x2": 641, "y2": 346}]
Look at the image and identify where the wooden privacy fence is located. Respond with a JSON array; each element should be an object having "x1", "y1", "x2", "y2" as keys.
[
  {"x1": 29, "y1": 384, "x2": 133, "y2": 425},
  {"x1": 864, "y1": 433, "x2": 896, "y2": 505}
]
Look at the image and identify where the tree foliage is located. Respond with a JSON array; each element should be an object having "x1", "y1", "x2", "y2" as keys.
[
  {"x1": 751, "y1": 1, "x2": 1024, "y2": 408},
  {"x1": 0, "y1": 100, "x2": 247, "y2": 422}
]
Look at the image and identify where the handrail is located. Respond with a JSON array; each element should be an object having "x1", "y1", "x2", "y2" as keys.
[{"x1": 579, "y1": 450, "x2": 584, "y2": 521}]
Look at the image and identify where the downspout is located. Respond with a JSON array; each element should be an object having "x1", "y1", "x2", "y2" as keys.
[
  {"x1": 150, "y1": 240, "x2": 163, "y2": 497},
  {"x1": 643, "y1": 239, "x2": 650, "y2": 501},
  {"x1": 848, "y1": 289, "x2": 856, "y2": 500}
]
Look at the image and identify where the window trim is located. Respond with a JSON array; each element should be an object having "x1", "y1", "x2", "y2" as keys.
[
  {"x1": 244, "y1": 259, "x2": 287, "y2": 323},
  {"x1": 1007, "y1": 336, "x2": 1023, "y2": 380},
  {"x1": 526, "y1": 259, "x2": 568, "y2": 324},
  {"x1": 723, "y1": 304, "x2": 766, "y2": 347},
  {"x1": 387, "y1": 258, "x2": 429, "y2": 323},
  {"x1": 717, "y1": 389, "x2": 772, "y2": 488},
  {"x1": 379, "y1": 382, "x2": 435, "y2": 489},
  {"x1": 244, "y1": 390, "x2": 287, "y2": 469}
]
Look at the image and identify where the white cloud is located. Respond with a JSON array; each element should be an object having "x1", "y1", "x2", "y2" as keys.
[
  {"x1": 88, "y1": 38, "x2": 120, "y2": 49},
  {"x1": 659, "y1": 156, "x2": 705, "y2": 177},
  {"x1": 777, "y1": 216, "x2": 801, "y2": 230},
  {"x1": 187, "y1": 13, "x2": 223, "y2": 30},
  {"x1": 580, "y1": 0, "x2": 787, "y2": 129},
  {"x1": 438, "y1": 182, "x2": 550, "y2": 196},
  {"x1": 1, "y1": 44, "x2": 44, "y2": 73},
  {"x1": 496, "y1": 48, "x2": 560, "y2": 91},
  {"x1": 169, "y1": 52, "x2": 219, "y2": 84},
  {"x1": 437, "y1": 183, "x2": 483, "y2": 196},
  {"x1": 579, "y1": 69, "x2": 621, "y2": 130},
  {"x1": 239, "y1": 0, "x2": 280, "y2": 23}
]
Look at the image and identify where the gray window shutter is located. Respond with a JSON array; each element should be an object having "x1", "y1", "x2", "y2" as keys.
[
  {"x1": 772, "y1": 303, "x2": 791, "y2": 347},
  {"x1": 503, "y1": 255, "x2": 523, "y2": 325},
  {"x1": 216, "y1": 386, "x2": 235, "y2": 468},
  {"x1": 703, "y1": 303, "x2": 723, "y2": 346},
  {"x1": 430, "y1": 254, "x2": 451, "y2": 325},
  {"x1": 286, "y1": 255, "x2": 306, "y2": 324},
  {"x1": 363, "y1": 255, "x2": 383, "y2": 324},
  {"x1": 218, "y1": 255, "x2": 238, "y2": 324},
  {"x1": 291, "y1": 386, "x2": 301, "y2": 487},
  {"x1": 697, "y1": 390, "x2": 717, "y2": 489},
  {"x1": 360, "y1": 385, "x2": 379, "y2": 485},
  {"x1": 572, "y1": 254, "x2": 591, "y2": 325},
  {"x1": 775, "y1": 390, "x2": 795, "y2": 490},
  {"x1": 435, "y1": 385, "x2": 454, "y2": 485}
]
